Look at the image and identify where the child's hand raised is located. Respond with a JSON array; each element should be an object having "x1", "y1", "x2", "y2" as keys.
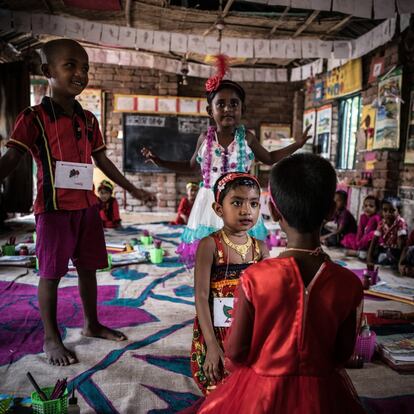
[
  {"x1": 294, "y1": 124, "x2": 313, "y2": 147},
  {"x1": 203, "y1": 343, "x2": 225, "y2": 384},
  {"x1": 141, "y1": 147, "x2": 161, "y2": 166}
]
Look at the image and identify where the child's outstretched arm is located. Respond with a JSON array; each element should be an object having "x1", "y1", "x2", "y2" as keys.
[
  {"x1": 195, "y1": 236, "x2": 225, "y2": 384},
  {"x1": 140, "y1": 132, "x2": 206, "y2": 173},
  {"x1": 93, "y1": 150, "x2": 154, "y2": 202},
  {"x1": 0, "y1": 148, "x2": 24, "y2": 181},
  {"x1": 247, "y1": 124, "x2": 312, "y2": 166}
]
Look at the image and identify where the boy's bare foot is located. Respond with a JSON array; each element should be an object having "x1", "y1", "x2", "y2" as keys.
[
  {"x1": 44, "y1": 338, "x2": 78, "y2": 366},
  {"x1": 82, "y1": 323, "x2": 127, "y2": 341}
]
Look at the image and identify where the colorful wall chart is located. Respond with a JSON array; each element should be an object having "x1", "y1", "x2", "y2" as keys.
[
  {"x1": 315, "y1": 105, "x2": 332, "y2": 159},
  {"x1": 374, "y1": 68, "x2": 402, "y2": 150},
  {"x1": 325, "y1": 59, "x2": 362, "y2": 100},
  {"x1": 404, "y1": 90, "x2": 414, "y2": 164}
]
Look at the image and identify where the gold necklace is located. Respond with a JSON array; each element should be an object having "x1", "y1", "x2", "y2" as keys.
[
  {"x1": 284, "y1": 247, "x2": 325, "y2": 256},
  {"x1": 221, "y1": 230, "x2": 252, "y2": 261}
]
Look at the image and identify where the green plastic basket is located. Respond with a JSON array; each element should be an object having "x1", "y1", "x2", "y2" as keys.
[
  {"x1": 0, "y1": 397, "x2": 12, "y2": 414},
  {"x1": 31, "y1": 387, "x2": 68, "y2": 414}
]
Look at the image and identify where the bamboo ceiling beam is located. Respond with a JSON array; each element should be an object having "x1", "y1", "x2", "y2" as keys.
[
  {"x1": 269, "y1": 6, "x2": 290, "y2": 37},
  {"x1": 202, "y1": 0, "x2": 235, "y2": 36},
  {"x1": 293, "y1": 10, "x2": 320, "y2": 38},
  {"x1": 326, "y1": 15, "x2": 353, "y2": 34}
]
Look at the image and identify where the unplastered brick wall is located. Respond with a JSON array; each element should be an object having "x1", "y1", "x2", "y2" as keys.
[{"x1": 88, "y1": 62, "x2": 303, "y2": 211}]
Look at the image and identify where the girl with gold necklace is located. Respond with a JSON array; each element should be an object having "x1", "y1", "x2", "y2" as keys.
[{"x1": 190, "y1": 172, "x2": 269, "y2": 397}]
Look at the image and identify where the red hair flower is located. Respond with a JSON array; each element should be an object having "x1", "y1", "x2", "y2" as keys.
[{"x1": 205, "y1": 54, "x2": 230, "y2": 92}]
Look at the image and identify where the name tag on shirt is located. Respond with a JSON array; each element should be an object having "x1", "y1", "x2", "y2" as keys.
[
  {"x1": 213, "y1": 297, "x2": 234, "y2": 327},
  {"x1": 54, "y1": 161, "x2": 93, "y2": 190}
]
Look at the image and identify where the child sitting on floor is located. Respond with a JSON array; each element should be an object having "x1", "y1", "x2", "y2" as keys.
[
  {"x1": 399, "y1": 228, "x2": 414, "y2": 278},
  {"x1": 342, "y1": 195, "x2": 381, "y2": 259},
  {"x1": 321, "y1": 189, "x2": 357, "y2": 247},
  {"x1": 98, "y1": 180, "x2": 121, "y2": 229},
  {"x1": 196, "y1": 153, "x2": 365, "y2": 414},
  {"x1": 191, "y1": 172, "x2": 268, "y2": 396},
  {"x1": 368, "y1": 197, "x2": 408, "y2": 267},
  {"x1": 171, "y1": 182, "x2": 198, "y2": 225}
]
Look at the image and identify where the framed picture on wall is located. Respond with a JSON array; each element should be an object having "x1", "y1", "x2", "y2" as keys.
[
  {"x1": 76, "y1": 88, "x2": 103, "y2": 132},
  {"x1": 302, "y1": 109, "x2": 316, "y2": 153},
  {"x1": 404, "y1": 90, "x2": 414, "y2": 164},
  {"x1": 373, "y1": 68, "x2": 402, "y2": 150},
  {"x1": 259, "y1": 123, "x2": 292, "y2": 170},
  {"x1": 315, "y1": 105, "x2": 332, "y2": 159}
]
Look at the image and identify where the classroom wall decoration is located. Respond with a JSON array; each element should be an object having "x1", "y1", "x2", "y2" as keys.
[
  {"x1": 368, "y1": 57, "x2": 385, "y2": 83},
  {"x1": 259, "y1": 124, "x2": 292, "y2": 170},
  {"x1": 357, "y1": 104, "x2": 376, "y2": 151},
  {"x1": 76, "y1": 88, "x2": 103, "y2": 132},
  {"x1": 325, "y1": 59, "x2": 362, "y2": 100},
  {"x1": 404, "y1": 90, "x2": 414, "y2": 164},
  {"x1": 315, "y1": 105, "x2": 332, "y2": 159},
  {"x1": 114, "y1": 94, "x2": 208, "y2": 116},
  {"x1": 373, "y1": 68, "x2": 403, "y2": 150}
]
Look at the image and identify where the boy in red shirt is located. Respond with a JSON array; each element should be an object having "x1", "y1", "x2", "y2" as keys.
[{"x1": 0, "y1": 39, "x2": 153, "y2": 365}]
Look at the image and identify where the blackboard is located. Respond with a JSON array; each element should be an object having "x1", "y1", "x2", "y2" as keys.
[{"x1": 123, "y1": 113, "x2": 209, "y2": 172}]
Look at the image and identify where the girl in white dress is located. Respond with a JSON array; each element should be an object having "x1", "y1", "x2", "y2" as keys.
[{"x1": 142, "y1": 56, "x2": 311, "y2": 267}]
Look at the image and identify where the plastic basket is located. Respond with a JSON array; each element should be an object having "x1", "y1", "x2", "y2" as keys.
[
  {"x1": 31, "y1": 387, "x2": 68, "y2": 414},
  {"x1": 355, "y1": 332, "x2": 376, "y2": 362},
  {"x1": 0, "y1": 397, "x2": 12, "y2": 414}
]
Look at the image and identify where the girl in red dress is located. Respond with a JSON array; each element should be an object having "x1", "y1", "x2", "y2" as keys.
[
  {"x1": 197, "y1": 154, "x2": 366, "y2": 414},
  {"x1": 191, "y1": 172, "x2": 268, "y2": 396},
  {"x1": 97, "y1": 180, "x2": 121, "y2": 229},
  {"x1": 171, "y1": 182, "x2": 198, "y2": 225}
]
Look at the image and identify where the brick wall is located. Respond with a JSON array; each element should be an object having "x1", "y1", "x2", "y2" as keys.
[{"x1": 88, "y1": 64, "x2": 302, "y2": 211}]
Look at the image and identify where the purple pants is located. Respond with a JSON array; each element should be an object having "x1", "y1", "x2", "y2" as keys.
[{"x1": 35, "y1": 205, "x2": 107, "y2": 279}]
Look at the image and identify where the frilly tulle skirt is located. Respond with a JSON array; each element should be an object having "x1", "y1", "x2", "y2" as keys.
[{"x1": 176, "y1": 187, "x2": 268, "y2": 268}]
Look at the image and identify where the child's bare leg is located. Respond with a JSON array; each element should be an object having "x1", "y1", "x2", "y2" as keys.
[
  {"x1": 38, "y1": 278, "x2": 77, "y2": 365},
  {"x1": 77, "y1": 268, "x2": 126, "y2": 341}
]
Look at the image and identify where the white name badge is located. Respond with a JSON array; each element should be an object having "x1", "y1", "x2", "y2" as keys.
[
  {"x1": 54, "y1": 161, "x2": 93, "y2": 190},
  {"x1": 213, "y1": 297, "x2": 234, "y2": 327}
]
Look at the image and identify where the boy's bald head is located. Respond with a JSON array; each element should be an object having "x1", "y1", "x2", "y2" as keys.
[{"x1": 40, "y1": 39, "x2": 88, "y2": 64}]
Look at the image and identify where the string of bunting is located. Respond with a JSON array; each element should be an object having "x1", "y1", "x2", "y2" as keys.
[{"x1": 0, "y1": 9, "x2": 410, "y2": 82}]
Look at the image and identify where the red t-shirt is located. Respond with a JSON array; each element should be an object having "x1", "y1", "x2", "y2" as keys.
[
  {"x1": 172, "y1": 197, "x2": 193, "y2": 225},
  {"x1": 7, "y1": 97, "x2": 106, "y2": 214},
  {"x1": 98, "y1": 197, "x2": 121, "y2": 228}
]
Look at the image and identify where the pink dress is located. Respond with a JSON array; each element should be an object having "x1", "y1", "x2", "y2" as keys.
[
  {"x1": 197, "y1": 258, "x2": 365, "y2": 414},
  {"x1": 342, "y1": 213, "x2": 381, "y2": 251}
]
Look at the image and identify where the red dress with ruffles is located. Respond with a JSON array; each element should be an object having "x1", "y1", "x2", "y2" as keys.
[{"x1": 198, "y1": 257, "x2": 366, "y2": 414}]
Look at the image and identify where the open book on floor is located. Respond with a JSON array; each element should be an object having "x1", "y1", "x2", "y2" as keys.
[{"x1": 376, "y1": 333, "x2": 414, "y2": 372}]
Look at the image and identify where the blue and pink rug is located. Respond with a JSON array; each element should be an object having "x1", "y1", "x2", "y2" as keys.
[{"x1": 0, "y1": 221, "x2": 413, "y2": 413}]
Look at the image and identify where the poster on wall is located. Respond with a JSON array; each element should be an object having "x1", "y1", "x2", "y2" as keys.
[
  {"x1": 357, "y1": 105, "x2": 376, "y2": 151},
  {"x1": 259, "y1": 124, "x2": 292, "y2": 170},
  {"x1": 404, "y1": 90, "x2": 414, "y2": 164},
  {"x1": 325, "y1": 59, "x2": 362, "y2": 100},
  {"x1": 302, "y1": 109, "x2": 316, "y2": 153},
  {"x1": 315, "y1": 105, "x2": 332, "y2": 159},
  {"x1": 76, "y1": 88, "x2": 103, "y2": 132},
  {"x1": 373, "y1": 68, "x2": 402, "y2": 150}
]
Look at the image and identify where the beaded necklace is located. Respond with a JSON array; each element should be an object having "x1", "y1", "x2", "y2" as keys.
[{"x1": 197, "y1": 125, "x2": 252, "y2": 189}]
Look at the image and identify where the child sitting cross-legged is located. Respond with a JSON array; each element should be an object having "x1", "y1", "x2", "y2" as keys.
[
  {"x1": 367, "y1": 197, "x2": 408, "y2": 268},
  {"x1": 342, "y1": 195, "x2": 381, "y2": 260},
  {"x1": 196, "y1": 154, "x2": 365, "y2": 414},
  {"x1": 171, "y1": 182, "x2": 198, "y2": 225}
]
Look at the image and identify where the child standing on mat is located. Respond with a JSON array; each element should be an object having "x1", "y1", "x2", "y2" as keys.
[
  {"x1": 0, "y1": 39, "x2": 153, "y2": 366},
  {"x1": 171, "y1": 182, "x2": 198, "y2": 225},
  {"x1": 190, "y1": 172, "x2": 268, "y2": 396},
  {"x1": 197, "y1": 154, "x2": 365, "y2": 414},
  {"x1": 142, "y1": 55, "x2": 311, "y2": 267},
  {"x1": 98, "y1": 180, "x2": 122, "y2": 229}
]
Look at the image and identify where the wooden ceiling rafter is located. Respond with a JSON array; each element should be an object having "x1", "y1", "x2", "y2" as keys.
[
  {"x1": 269, "y1": 6, "x2": 290, "y2": 37},
  {"x1": 293, "y1": 10, "x2": 320, "y2": 37},
  {"x1": 325, "y1": 14, "x2": 353, "y2": 35},
  {"x1": 202, "y1": 0, "x2": 236, "y2": 37}
]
